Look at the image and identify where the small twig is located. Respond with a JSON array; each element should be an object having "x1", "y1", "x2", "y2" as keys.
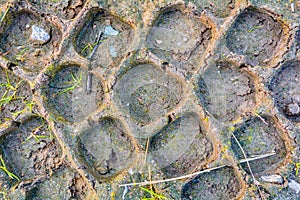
[
  {"x1": 0, "y1": 5, "x2": 10, "y2": 23},
  {"x1": 143, "y1": 138, "x2": 150, "y2": 167},
  {"x1": 251, "y1": 112, "x2": 268, "y2": 125},
  {"x1": 119, "y1": 152, "x2": 276, "y2": 187},
  {"x1": 86, "y1": 30, "x2": 103, "y2": 94},
  {"x1": 148, "y1": 165, "x2": 153, "y2": 199},
  {"x1": 121, "y1": 186, "x2": 128, "y2": 200},
  {"x1": 291, "y1": 1, "x2": 295, "y2": 13},
  {"x1": 231, "y1": 132, "x2": 265, "y2": 200},
  {"x1": 87, "y1": 31, "x2": 103, "y2": 60},
  {"x1": 86, "y1": 72, "x2": 93, "y2": 94}
]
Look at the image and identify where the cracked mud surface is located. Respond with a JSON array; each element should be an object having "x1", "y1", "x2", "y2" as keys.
[
  {"x1": 0, "y1": 0, "x2": 299, "y2": 199},
  {"x1": 1, "y1": 116, "x2": 62, "y2": 180}
]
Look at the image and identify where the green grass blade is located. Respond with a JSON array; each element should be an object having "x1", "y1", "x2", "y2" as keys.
[
  {"x1": 0, "y1": 6, "x2": 10, "y2": 23},
  {"x1": 140, "y1": 187, "x2": 167, "y2": 199},
  {"x1": 0, "y1": 157, "x2": 6, "y2": 168}
]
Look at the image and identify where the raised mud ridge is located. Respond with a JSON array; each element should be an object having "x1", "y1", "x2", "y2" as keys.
[{"x1": 0, "y1": 0, "x2": 299, "y2": 199}]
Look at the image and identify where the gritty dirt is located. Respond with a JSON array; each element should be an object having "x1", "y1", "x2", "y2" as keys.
[
  {"x1": 0, "y1": 67, "x2": 32, "y2": 124},
  {"x1": 0, "y1": 116, "x2": 62, "y2": 180},
  {"x1": 149, "y1": 112, "x2": 214, "y2": 178},
  {"x1": 28, "y1": 0, "x2": 86, "y2": 20},
  {"x1": 0, "y1": 0, "x2": 299, "y2": 200}
]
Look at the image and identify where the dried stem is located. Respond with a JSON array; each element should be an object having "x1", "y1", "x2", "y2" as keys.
[{"x1": 119, "y1": 152, "x2": 275, "y2": 187}]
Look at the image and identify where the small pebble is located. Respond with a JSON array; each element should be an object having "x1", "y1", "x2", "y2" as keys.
[
  {"x1": 288, "y1": 179, "x2": 300, "y2": 193},
  {"x1": 260, "y1": 174, "x2": 283, "y2": 184},
  {"x1": 155, "y1": 40, "x2": 162, "y2": 45},
  {"x1": 104, "y1": 26, "x2": 119, "y2": 36},
  {"x1": 286, "y1": 103, "x2": 300, "y2": 115},
  {"x1": 110, "y1": 44, "x2": 118, "y2": 58},
  {"x1": 30, "y1": 25, "x2": 51, "y2": 45}
]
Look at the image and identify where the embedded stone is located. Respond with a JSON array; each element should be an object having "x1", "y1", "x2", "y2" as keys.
[{"x1": 30, "y1": 25, "x2": 51, "y2": 45}]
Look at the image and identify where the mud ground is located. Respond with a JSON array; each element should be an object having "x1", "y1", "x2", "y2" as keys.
[{"x1": 0, "y1": 0, "x2": 300, "y2": 199}]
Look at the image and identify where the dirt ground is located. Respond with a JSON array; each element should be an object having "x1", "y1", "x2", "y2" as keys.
[{"x1": 0, "y1": 0, "x2": 300, "y2": 199}]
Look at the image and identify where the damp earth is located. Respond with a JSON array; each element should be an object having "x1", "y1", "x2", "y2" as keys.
[{"x1": 0, "y1": 0, "x2": 299, "y2": 199}]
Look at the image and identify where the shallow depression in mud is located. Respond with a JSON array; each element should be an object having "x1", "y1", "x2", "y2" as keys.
[
  {"x1": 195, "y1": 62, "x2": 256, "y2": 122},
  {"x1": 0, "y1": 67, "x2": 32, "y2": 124},
  {"x1": 45, "y1": 65, "x2": 104, "y2": 123},
  {"x1": 270, "y1": 60, "x2": 300, "y2": 122},
  {"x1": 231, "y1": 115, "x2": 287, "y2": 176},
  {"x1": 75, "y1": 8, "x2": 133, "y2": 69},
  {"x1": 149, "y1": 112, "x2": 214, "y2": 178},
  {"x1": 113, "y1": 63, "x2": 183, "y2": 125},
  {"x1": 181, "y1": 166, "x2": 243, "y2": 200},
  {"x1": 226, "y1": 7, "x2": 286, "y2": 66},
  {"x1": 0, "y1": 10, "x2": 62, "y2": 75},
  {"x1": 26, "y1": 167, "x2": 88, "y2": 200},
  {"x1": 77, "y1": 117, "x2": 135, "y2": 181},
  {"x1": 147, "y1": 7, "x2": 211, "y2": 72}
]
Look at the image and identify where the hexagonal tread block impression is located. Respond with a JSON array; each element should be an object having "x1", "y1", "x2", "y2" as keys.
[
  {"x1": 270, "y1": 60, "x2": 300, "y2": 122},
  {"x1": 0, "y1": 10, "x2": 62, "y2": 76},
  {"x1": 149, "y1": 112, "x2": 214, "y2": 177},
  {"x1": 181, "y1": 167, "x2": 244, "y2": 200},
  {"x1": 113, "y1": 64, "x2": 184, "y2": 126},
  {"x1": 0, "y1": 67, "x2": 32, "y2": 124},
  {"x1": 77, "y1": 117, "x2": 136, "y2": 181},
  {"x1": 231, "y1": 115, "x2": 288, "y2": 176},
  {"x1": 195, "y1": 62, "x2": 256, "y2": 122},
  {"x1": 0, "y1": 116, "x2": 62, "y2": 180},
  {"x1": 147, "y1": 7, "x2": 212, "y2": 72},
  {"x1": 44, "y1": 65, "x2": 104, "y2": 123},
  {"x1": 226, "y1": 7, "x2": 287, "y2": 66},
  {"x1": 75, "y1": 8, "x2": 133, "y2": 68},
  {"x1": 29, "y1": 0, "x2": 86, "y2": 20}
]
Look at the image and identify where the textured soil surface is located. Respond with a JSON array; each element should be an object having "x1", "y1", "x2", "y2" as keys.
[{"x1": 0, "y1": 0, "x2": 300, "y2": 200}]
